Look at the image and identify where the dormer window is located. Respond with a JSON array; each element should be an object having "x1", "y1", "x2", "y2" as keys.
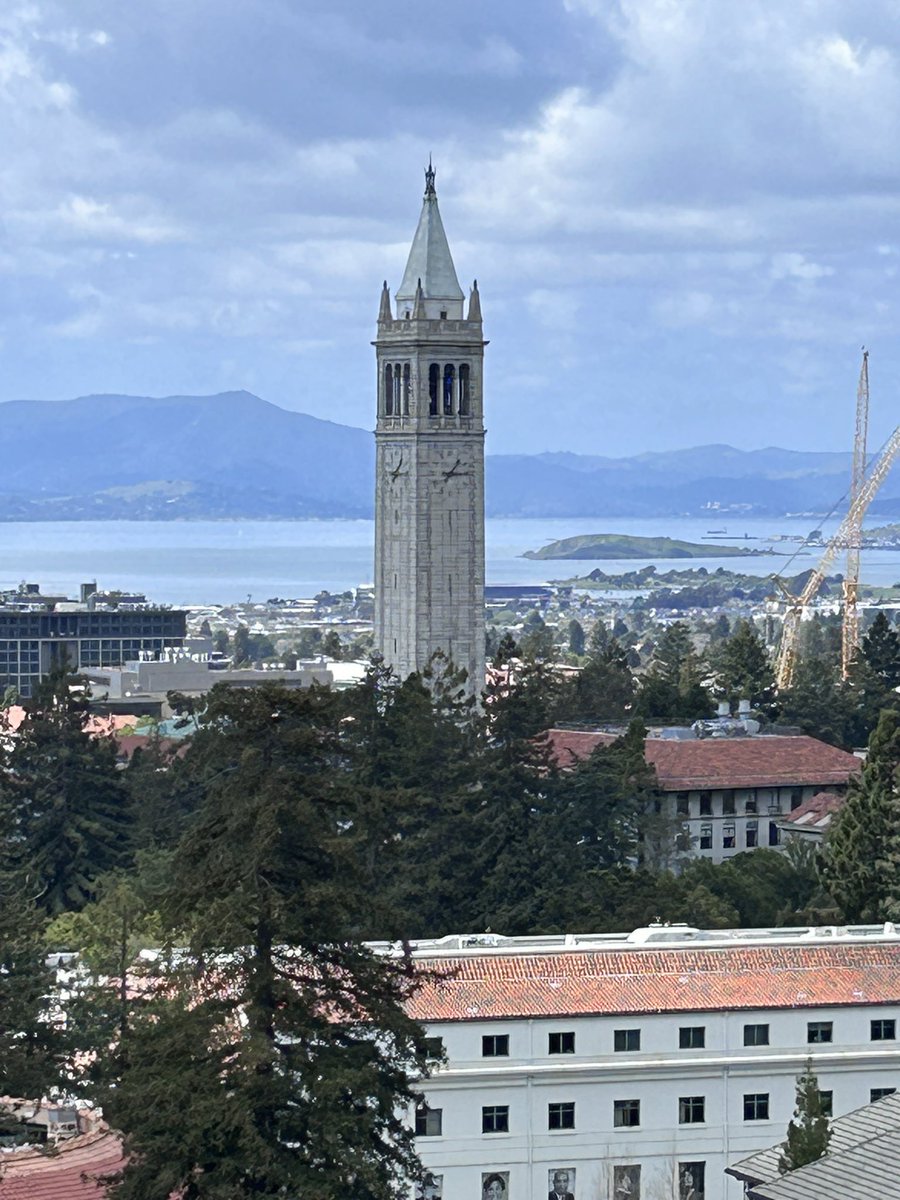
[{"x1": 440, "y1": 310, "x2": 447, "y2": 320}]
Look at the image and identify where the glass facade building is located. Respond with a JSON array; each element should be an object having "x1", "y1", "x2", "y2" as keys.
[{"x1": 0, "y1": 608, "x2": 186, "y2": 697}]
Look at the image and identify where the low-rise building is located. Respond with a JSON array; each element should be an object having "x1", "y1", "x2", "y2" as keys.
[
  {"x1": 402, "y1": 923, "x2": 900, "y2": 1200},
  {"x1": 546, "y1": 728, "x2": 860, "y2": 863},
  {"x1": 727, "y1": 1090, "x2": 900, "y2": 1200},
  {"x1": 0, "y1": 583, "x2": 186, "y2": 698}
]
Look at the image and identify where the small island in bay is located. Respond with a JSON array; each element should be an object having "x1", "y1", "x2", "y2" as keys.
[{"x1": 523, "y1": 533, "x2": 773, "y2": 561}]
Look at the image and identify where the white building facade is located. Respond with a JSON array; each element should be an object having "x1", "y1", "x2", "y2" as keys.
[{"x1": 403, "y1": 926, "x2": 900, "y2": 1200}]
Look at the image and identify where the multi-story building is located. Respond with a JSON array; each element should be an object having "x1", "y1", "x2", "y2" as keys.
[
  {"x1": 546, "y1": 728, "x2": 860, "y2": 864},
  {"x1": 0, "y1": 584, "x2": 185, "y2": 697},
  {"x1": 402, "y1": 924, "x2": 900, "y2": 1200}
]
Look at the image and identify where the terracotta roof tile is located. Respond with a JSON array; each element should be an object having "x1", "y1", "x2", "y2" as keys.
[
  {"x1": 407, "y1": 943, "x2": 900, "y2": 1022},
  {"x1": 0, "y1": 1129, "x2": 125, "y2": 1199},
  {"x1": 545, "y1": 729, "x2": 861, "y2": 791}
]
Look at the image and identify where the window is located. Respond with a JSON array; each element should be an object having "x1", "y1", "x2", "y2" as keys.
[
  {"x1": 482, "y1": 1034, "x2": 509, "y2": 1057},
  {"x1": 722, "y1": 790, "x2": 736, "y2": 816},
  {"x1": 428, "y1": 363, "x2": 439, "y2": 415},
  {"x1": 872, "y1": 1019, "x2": 896, "y2": 1041},
  {"x1": 459, "y1": 363, "x2": 471, "y2": 415},
  {"x1": 676, "y1": 792, "x2": 690, "y2": 816},
  {"x1": 723, "y1": 823, "x2": 736, "y2": 849},
  {"x1": 482, "y1": 1105, "x2": 509, "y2": 1133},
  {"x1": 745, "y1": 821, "x2": 758, "y2": 848},
  {"x1": 699, "y1": 824, "x2": 712, "y2": 850},
  {"x1": 614, "y1": 1099, "x2": 640, "y2": 1128},
  {"x1": 613, "y1": 1165, "x2": 641, "y2": 1198},
  {"x1": 768, "y1": 820, "x2": 780, "y2": 847},
  {"x1": 679, "y1": 1026, "x2": 705, "y2": 1049},
  {"x1": 820, "y1": 1090, "x2": 833, "y2": 1117},
  {"x1": 548, "y1": 1102, "x2": 575, "y2": 1130},
  {"x1": 699, "y1": 791, "x2": 712, "y2": 816},
  {"x1": 443, "y1": 363, "x2": 455, "y2": 415},
  {"x1": 614, "y1": 1029, "x2": 641, "y2": 1052},
  {"x1": 415, "y1": 1106, "x2": 443, "y2": 1136},
  {"x1": 744, "y1": 1023, "x2": 770, "y2": 1046},
  {"x1": 439, "y1": 309, "x2": 447, "y2": 319},
  {"x1": 384, "y1": 364, "x2": 394, "y2": 415},
  {"x1": 743, "y1": 1093, "x2": 769, "y2": 1121},
  {"x1": 872, "y1": 1087, "x2": 896, "y2": 1102},
  {"x1": 424, "y1": 1036, "x2": 444, "y2": 1060},
  {"x1": 549, "y1": 1031, "x2": 575, "y2": 1055},
  {"x1": 745, "y1": 793, "x2": 758, "y2": 814},
  {"x1": 402, "y1": 363, "x2": 411, "y2": 414},
  {"x1": 790, "y1": 787, "x2": 804, "y2": 809},
  {"x1": 808, "y1": 1021, "x2": 833, "y2": 1044},
  {"x1": 679, "y1": 1096, "x2": 705, "y2": 1124},
  {"x1": 679, "y1": 1161, "x2": 705, "y2": 1200}
]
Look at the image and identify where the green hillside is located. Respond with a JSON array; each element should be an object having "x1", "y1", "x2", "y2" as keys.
[{"x1": 523, "y1": 533, "x2": 761, "y2": 560}]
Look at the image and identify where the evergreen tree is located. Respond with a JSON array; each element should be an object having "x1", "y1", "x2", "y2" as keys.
[
  {"x1": 567, "y1": 618, "x2": 585, "y2": 656},
  {"x1": 779, "y1": 1059, "x2": 831, "y2": 1173},
  {"x1": 232, "y1": 623, "x2": 251, "y2": 664},
  {"x1": 821, "y1": 709, "x2": 900, "y2": 921},
  {"x1": 0, "y1": 872, "x2": 65, "y2": 1099},
  {"x1": 322, "y1": 629, "x2": 344, "y2": 660},
  {"x1": 861, "y1": 611, "x2": 900, "y2": 688},
  {"x1": 715, "y1": 618, "x2": 777, "y2": 712},
  {"x1": 0, "y1": 668, "x2": 132, "y2": 915},
  {"x1": 554, "y1": 638, "x2": 635, "y2": 724},
  {"x1": 493, "y1": 631, "x2": 519, "y2": 666},
  {"x1": 636, "y1": 622, "x2": 712, "y2": 721},
  {"x1": 90, "y1": 681, "x2": 431, "y2": 1200},
  {"x1": 776, "y1": 655, "x2": 856, "y2": 747}
]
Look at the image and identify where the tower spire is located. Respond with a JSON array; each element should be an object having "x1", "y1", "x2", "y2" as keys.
[
  {"x1": 396, "y1": 159, "x2": 464, "y2": 318},
  {"x1": 467, "y1": 280, "x2": 482, "y2": 322}
]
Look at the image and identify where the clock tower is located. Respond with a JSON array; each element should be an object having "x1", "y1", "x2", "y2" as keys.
[{"x1": 373, "y1": 163, "x2": 486, "y2": 691}]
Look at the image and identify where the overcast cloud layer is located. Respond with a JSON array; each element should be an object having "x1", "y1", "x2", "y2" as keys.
[{"x1": 1, "y1": 0, "x2": 900, "y2": 455}]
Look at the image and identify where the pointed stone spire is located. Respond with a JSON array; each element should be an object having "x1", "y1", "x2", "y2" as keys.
[
  {"x1": 378, "y1": 280, "x2": 392, "y2": 323},
  {"x1": 412, "y1": 277, "x2": 426, "y2": 319},
  {"x1": 396, "y1": 161, "x2": 465, "y2": 319},
  {"x1": 467, "y1": 279, "x2": 482, "y2": 322}
]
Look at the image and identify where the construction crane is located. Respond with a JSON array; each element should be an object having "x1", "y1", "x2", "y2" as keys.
[
  {"x1": 775, "y1": 420, "x2": 900, "y2": 691},
  {"x1": 841, "y1": 349, "x2": 870, "y2": 678}
]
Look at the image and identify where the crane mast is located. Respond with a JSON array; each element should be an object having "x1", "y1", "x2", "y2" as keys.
[
  {"x1": 775, "y1": 419, "x2": 900, "y2": 691},
  {"x1": 841, "y1": 349, "x2": 869, "y2": 678}
]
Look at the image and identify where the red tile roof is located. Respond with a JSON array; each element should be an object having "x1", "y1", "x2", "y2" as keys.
[
  {"x1": 407, "y1": 942, "x2": 900, "y2": 1021},
  {"x1": 780, "y1": 791, "x2": 845, "y2": 830},
  {"x1": 545, "y1": 729, "x2": 861, "y2": 791},
  {"x1": 0, "y1": 1129, "x2": 125, "y2": 1199}
]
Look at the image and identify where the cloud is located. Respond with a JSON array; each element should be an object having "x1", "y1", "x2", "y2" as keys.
[{"x1": 1, "y1": 0, "x2": 900, "y2": 454}]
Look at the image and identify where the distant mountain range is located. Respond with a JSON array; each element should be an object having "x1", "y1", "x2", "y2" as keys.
[{"x1": 0, "y1": 390, "x2": 895, "y2": 521}]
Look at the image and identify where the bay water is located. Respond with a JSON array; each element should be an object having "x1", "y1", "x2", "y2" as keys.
[{"x1": 0, "y1": 515, "x2": 896, "y2": 606}]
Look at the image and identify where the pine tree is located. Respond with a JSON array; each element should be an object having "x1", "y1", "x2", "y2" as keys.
[
  {"x1": 821, "y1": 709, "x2": 900, "y2": 921},
  {"x1": 779, "y1": 1059, "x2": 831, "y2": 1173},
  {"x1": 715, "y1": 618, "x2": 777, "y2": 712},
  {"x1": 89, "y1": 681, "x2": 432, "y2": 1200},
  {"x1": 0, "y1": 667, "x2": 132, "y2": 915},
  {"x1": 0, "y1": 871, "x2": 65, "y2": 1099},
  {"x1": 567, "y1": 618, "x2": 585, "y2": 656}
]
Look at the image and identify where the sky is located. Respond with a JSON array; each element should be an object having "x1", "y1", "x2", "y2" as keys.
[{"x1": 1, "y1": 0, "x2": 900, "y2": 456}]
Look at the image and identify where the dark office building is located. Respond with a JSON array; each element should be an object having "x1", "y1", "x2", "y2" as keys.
[{"x1": 0, "y1": 599, "x2": 186, "y2": 697}]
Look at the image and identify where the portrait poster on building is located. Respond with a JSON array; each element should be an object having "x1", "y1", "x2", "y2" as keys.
[
  {"x1": 416, "y1": 1173, "x2": 442, "y2": 1200},
  {"x1": 482, "y1": 1171, "x2": 509, "y2": 1200},
  {"x1": 548, "y1": 1167, "x2": 575, "y2": 1200}
]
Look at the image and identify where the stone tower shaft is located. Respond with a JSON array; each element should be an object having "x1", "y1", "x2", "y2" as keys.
[{"x1": 373, "y1": 169, "x2": 486, "y2": 690}]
